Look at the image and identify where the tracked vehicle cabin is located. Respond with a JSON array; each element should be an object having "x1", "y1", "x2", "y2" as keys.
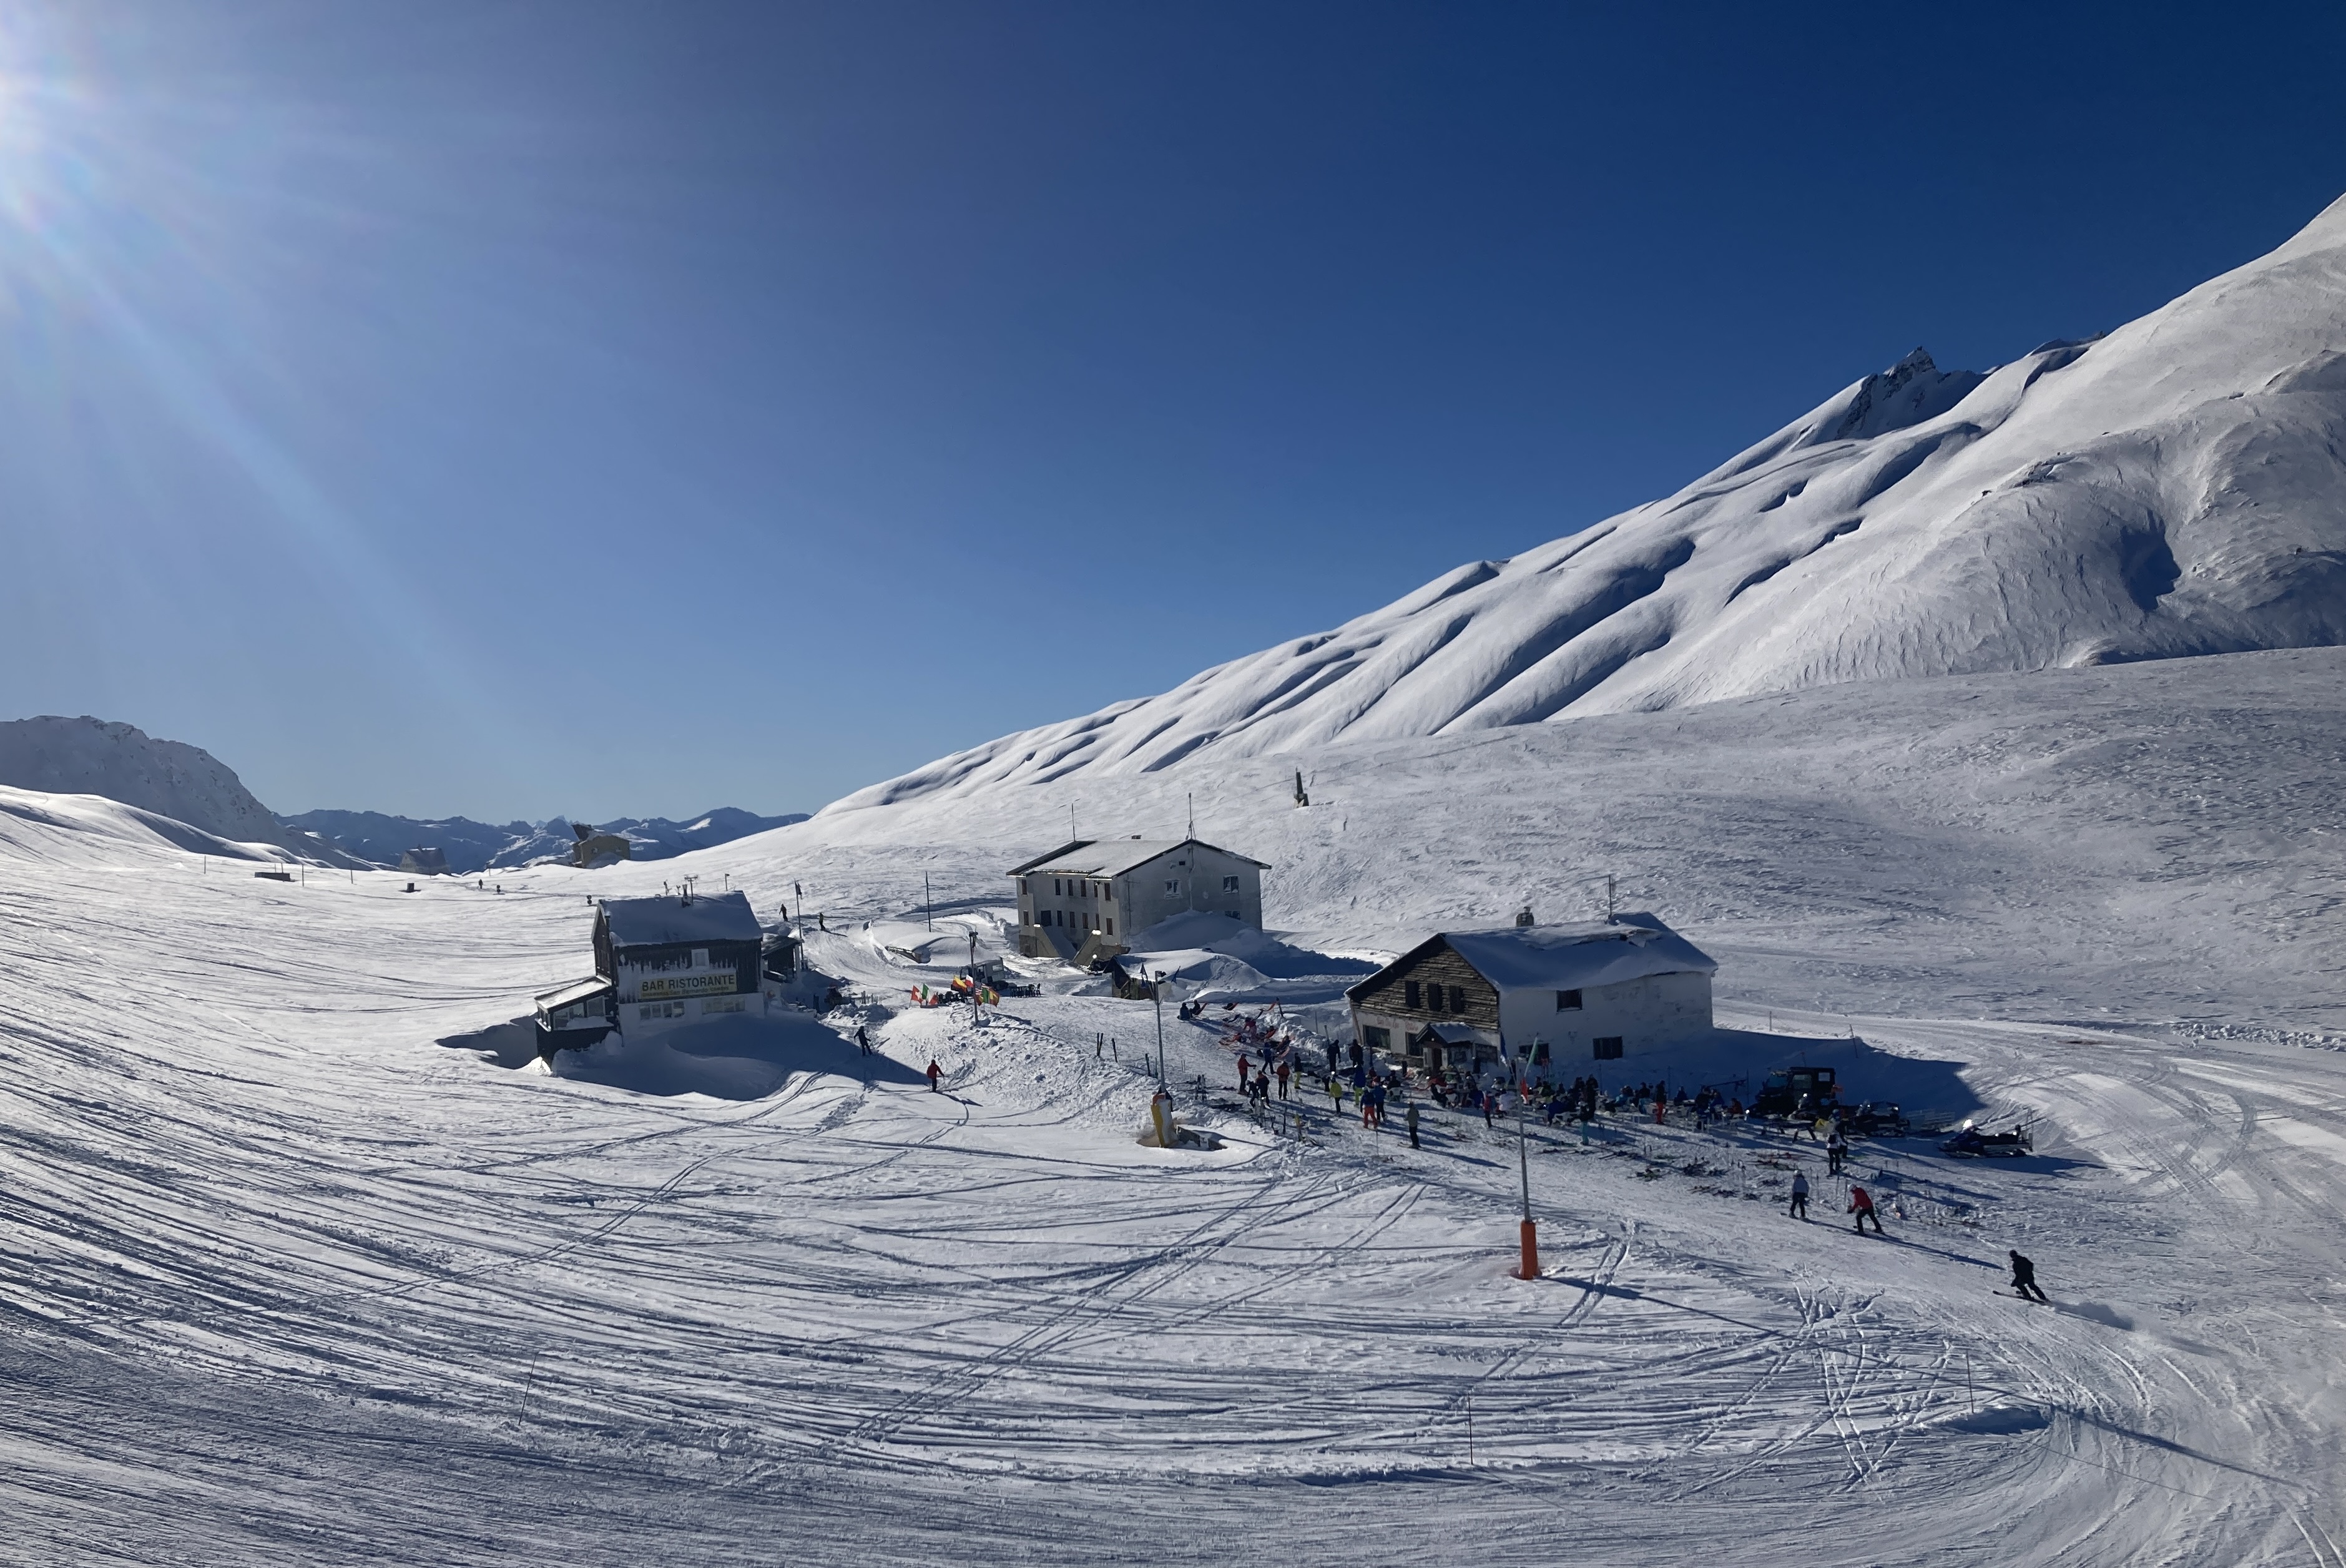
[{"x1": 1347, "y1": 916, "x2": 1718, "y2": 1075}]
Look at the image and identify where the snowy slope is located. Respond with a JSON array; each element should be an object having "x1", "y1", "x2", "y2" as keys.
[
  {"x1": 835, "y1": 192, "x2": 2346, "y2": 812},
  {"x1": 0, "y1": 781, "x2": 321, "y2": 866},
  {"x1": 0, "y1": 714, "x2": 338, "y2": 858},
  {"x1": 3, "y1": 672, "x2": 2345, "y2": 1562},
  {"x1": 714, "y1": 647, "x2": 2346, "y2": 1039}
]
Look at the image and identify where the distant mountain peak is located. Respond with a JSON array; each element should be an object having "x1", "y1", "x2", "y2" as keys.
[
  {"x1": 0, "y1": 715, "x2": 307, "y2": 853},
  {"x1": 281, "y1": 805, "x2": 808, "y2": 873}
]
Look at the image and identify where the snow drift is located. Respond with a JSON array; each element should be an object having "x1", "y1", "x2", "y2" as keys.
[{"x1": 832, "y1": 192, "x2": 2346, "y2": 814}]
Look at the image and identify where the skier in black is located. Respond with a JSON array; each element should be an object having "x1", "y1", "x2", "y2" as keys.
[
  {"x1": 1788, "y1": 1170, "x2": 1810, "y2": 1220},
  {"x1": 2009, "y1": 1250, "x2": 2048, "y2": 1303},
  {"x1": 855, "y1": 1025, "x2": 870, "y2": 1056}
]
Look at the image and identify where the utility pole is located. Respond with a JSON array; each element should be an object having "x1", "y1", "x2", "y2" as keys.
[
  {"x1": 969, "y1": 932, "x2": 981, "y2": 1029},
  {"x1": 1151, "y1": 971, "x2": 1168, "y2": 1090},
  {"x1": 1605, "y1": 874, "x2": 1617, "y2": 924},
  {"x1": 925, "y1": 873, "x2": 932, "y2": 932}
]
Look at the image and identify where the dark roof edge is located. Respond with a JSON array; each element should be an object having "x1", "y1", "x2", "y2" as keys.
[
  {"x1": 1006, "y1": 839, "x2": 1094, "y2": 876},
  {"x1": 1343, "y1": 933, "x2": 1453, "y2": 1001},
  {"x1": 1005, "y1": 835, "x2": 1272, "y2": 877}
]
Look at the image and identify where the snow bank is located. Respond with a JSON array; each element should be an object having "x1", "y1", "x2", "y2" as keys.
[
  {"x1": 547, "y1": 1011, "x2": 913, "y2": 1100},
  {"x1": 0, "y1": 782, "x2": 307, "y2": 866}
]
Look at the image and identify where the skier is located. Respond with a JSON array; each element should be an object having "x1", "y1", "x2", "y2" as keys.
[
  {"x1": 2009, "y1": 1250, "x2": 2049, "y2": 1303},
  {"x1": 925, "y1": 1058, "x2": 942, "y2": 1093},
  {"x1": 1275, "y1": 1058, "x2": 1292, "y2": 1100},
  {"x1": 1789, "y1": 1170, "x2": 1810, "y2": 1220},
  {"x1": 1237, "y1": 1053, "x2": 1252, "y2": 1092},
  {"x1": 1826, "y1": 1124, "x2": 1847, "y2": 1177},
  {"x1": 1481, "y1": 1089, "x2": 1496, "y2": 1130},
  {"x1": 1849, "y1": 1184, "x2": 1883, "y2": 1235},
  {"x1": 855, "y1": 1025, "x2": 870, "y2": 1056},
  {"x1": 1406, "y1": 1100, "x2": 1421, "y2": 1149}
]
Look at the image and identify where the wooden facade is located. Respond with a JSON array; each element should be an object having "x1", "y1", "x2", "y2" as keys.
[{"x1": 1347, "y1": 941, "x2": 1501, "y2": 1035}]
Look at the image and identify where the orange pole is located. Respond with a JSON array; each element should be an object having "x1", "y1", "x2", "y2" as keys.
[{"x1": 1517, "y1": 1218, "x2": 1541, "y2": 1280}]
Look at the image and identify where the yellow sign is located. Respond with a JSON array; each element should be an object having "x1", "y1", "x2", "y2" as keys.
[{"x1": 638, "y1": 971, "x2": 740, "y2": 1000}]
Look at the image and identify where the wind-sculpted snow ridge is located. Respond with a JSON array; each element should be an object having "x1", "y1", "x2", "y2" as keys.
[
  {"x1": 0, "y1": 782, "x2": 312, "y2": 865},
  {"x1": 832, "y1": 193, "x2": 2346, "y2": 815}
]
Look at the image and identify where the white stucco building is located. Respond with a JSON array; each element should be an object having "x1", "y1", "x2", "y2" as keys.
[{"x1": 1346, "y1": 916, "x2": 1717, "y2": 1073}]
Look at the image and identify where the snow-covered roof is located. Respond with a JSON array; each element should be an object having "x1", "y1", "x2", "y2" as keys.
[
  {"x1": 598, "y1": 889, "x2": 762, "y2": 949},
  {"x1": 1006, "y1": 836, "x2": 1269, "y2": 880},
  {"x1": 1351, "y1": 918, "x2": 1717, "y2": 999},
  {"x1": 533, "y1": 975, "x2": 612, "y2": 1011}
]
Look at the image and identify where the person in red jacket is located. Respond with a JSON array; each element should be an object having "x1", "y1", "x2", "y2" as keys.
[
  {"x1": 1849, "y1": 1184, "x2": 1883, "y2": 1235},
  {"x1": 925, "y1": 1059, "x2": 942, "y2": 1093}
]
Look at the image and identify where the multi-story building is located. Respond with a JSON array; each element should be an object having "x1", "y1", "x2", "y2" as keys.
[{"x1": 1008, "y1": 837, "x2": 1269, "y2": 961}]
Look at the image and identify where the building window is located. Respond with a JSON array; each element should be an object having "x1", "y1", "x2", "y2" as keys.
[
  {"x1": 1405, "y1": 981, "x2": 1421, "y2": 1008},
  {"x1": 1363, "y1": 1026, "x2": 1390, "y2": 1052},
  {"x1": 1593, "y1": 1036, "x2": 1624, "y2": 1060},
  {"x1": 1557, "y1": 989, "x2": 1583, "y2": 1011},
  {"x1": 1426, "y1": 982, "x2": 1445, "y2": 1011},
  {"x1": 1222, "y1": 875, "x2": 1239, "y2": 893},
  {"x1": 1018, "y1": 878, "x2": 1028, "y2": 894},
  {"x1": 692, "y1": 949, "x2": 709, "y2": 969},
  {"x1": 1451, "y1": 989, "x2": 1467, "y2": 1015},
  {"x1": 1106, "y1": 919, "x2": 1114, "y2": 936},
  {"x1": 1165, "y1": 879, "x2": 1180, "y2": 894}
]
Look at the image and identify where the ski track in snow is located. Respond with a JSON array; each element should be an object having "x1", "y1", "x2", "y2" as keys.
[{"x1": 2, "y1": 805, "x2": 2344, "y2": 1564}]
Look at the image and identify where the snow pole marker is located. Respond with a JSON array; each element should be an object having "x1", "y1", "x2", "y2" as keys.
[{"x1": 1514, "y1": 1094, "x2": 1541, "y2": 1279}]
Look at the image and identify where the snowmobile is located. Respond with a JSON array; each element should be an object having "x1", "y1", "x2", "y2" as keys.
[
  {"x1": 1940, "y1": 1121, "x2": 2032, "y2": 1157},
  {"x1": 1842, "y1": 1101, "x2": 1909, "y2": 1138}
]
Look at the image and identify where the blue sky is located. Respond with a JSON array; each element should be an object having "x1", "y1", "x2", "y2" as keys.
[{"x1": 1, "y1": 1, "x2": 2340, "y2": 820}]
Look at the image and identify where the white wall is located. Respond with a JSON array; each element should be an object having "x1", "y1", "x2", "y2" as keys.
[
  {"x1": 620, "y1": 989, "x2": 765, "y2": 1039},
  {"x1": 1497, "y1": 969, "x2": 1712, "y2": 1065},
  {"x1": 1120, "y1": 845, "x2": 1264, "y2": 934}
]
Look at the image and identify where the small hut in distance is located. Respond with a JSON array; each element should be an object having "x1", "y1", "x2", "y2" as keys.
[{"x1": 570, "y1": 821, "x2": 632, "y2": 868}]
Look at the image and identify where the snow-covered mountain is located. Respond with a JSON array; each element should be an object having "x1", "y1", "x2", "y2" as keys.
[
  {"x1": 833, "y1": 192, "x2": 2346, "y2": 815},
  {"x1": 281, "y1": 805, "x2": 810, "y2": 872},
  {"x1": 0, "y1": 715, "x2": 325, "y2": 857}
]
